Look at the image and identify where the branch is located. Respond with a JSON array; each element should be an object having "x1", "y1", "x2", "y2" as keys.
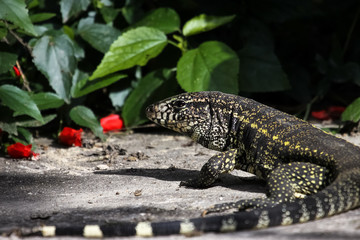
[
  {"x1": 16, "y1": 60, "x2": 31, "y2": 92},
  {"x1": 4, "y1": 21, "x2": 33, "y2": 56}
]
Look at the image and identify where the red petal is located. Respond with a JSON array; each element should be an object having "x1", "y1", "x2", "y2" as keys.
[
  {"x1": 7, "y1": 143, "x2": 33, "y2": 158},
  {"x1": 100, "y1": 114, "x2": 124, "y2": 132},
  {"x1": 311, "y1": 110, "x2": 330, "y2": 120},
  {"x1": 31, "y1": 152, "x2": 40, "y2": 161},
  {"x1": 59, "y1": 127, "x2": 83, "y2": 147},
  {"x1": 328, "y1": 106, "x2": 345, "y2": 119},
  {"x1": 13, "y1": 66, "x2": 21, "y2": 77}
]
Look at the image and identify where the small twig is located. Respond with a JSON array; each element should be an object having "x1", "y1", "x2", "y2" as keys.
[
  {"x1": 16, "y1": 60, "x2": 31, "y2": 92},
  {"x1": 303, "y1": 96, "x2": 319, "y2": 121},
  {"x1": 4, "y1": 21, "x2": 33, "y2": 56},
  {"x1": 168, "y1": 40, "x2": 181, "y2": 49},
  {"x1": 2, "y1": 20, "x2": 32, "y2": 91},
  {"x1": 1, "y1": 36, "x2": 10, "y2": 44}
]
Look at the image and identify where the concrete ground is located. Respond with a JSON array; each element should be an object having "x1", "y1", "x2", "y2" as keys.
[{"x1": 1, "y1": 129, "x2": 360, "y2": 240}]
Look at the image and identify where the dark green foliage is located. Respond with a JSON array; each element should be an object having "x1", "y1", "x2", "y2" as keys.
[
  {"x1": 0, "y1": 0, "x2": 360, "y2": 145},
  {"x1": 342, "y1": 97, "x2": 360, "y2": 122}
]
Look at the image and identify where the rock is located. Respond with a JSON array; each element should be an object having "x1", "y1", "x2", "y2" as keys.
[{"x1": 95, "y1": 164, "x2": 109, "y2": 170}]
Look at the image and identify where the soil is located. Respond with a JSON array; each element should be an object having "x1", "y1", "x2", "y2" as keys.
[{"x1": 1, "y1": 127, "x2": 360, "y2": 240}]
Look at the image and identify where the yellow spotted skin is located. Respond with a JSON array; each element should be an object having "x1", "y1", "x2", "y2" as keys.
[
  {"x1": 20, "y1": 91, "x2": 360, "y2": 237},
  {"x1": 145, "y1": 91, "x2": 360, "y2": 232}
]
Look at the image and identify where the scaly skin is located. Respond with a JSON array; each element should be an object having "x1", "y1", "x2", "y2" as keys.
[
  {"x1": 18, "y1": 91, "x2": 360, "y2": 237},
  {"x1": 145, "y1": 91, "x2": 360, "y2": 226}
]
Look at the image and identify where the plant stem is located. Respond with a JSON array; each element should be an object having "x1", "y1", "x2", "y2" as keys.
[
  {"x1": 304, "y1": 96, "x2": 318, "y2": 121},
  {"x1": 5, "y1": 21, "x2": 33, "y2": 56},
  {"x1": 16, "y1": 60, "x2": 31, "y2": 92},
  {"x1": 168, "y1": 40, "x2": 181, "y2": 49}
]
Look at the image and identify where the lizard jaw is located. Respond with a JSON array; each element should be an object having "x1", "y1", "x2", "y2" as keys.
[{"x1": 145, "y1": 104, "x2": 156, "y2": 121}]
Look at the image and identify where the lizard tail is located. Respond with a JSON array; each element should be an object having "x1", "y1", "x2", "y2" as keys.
[{"x1": 19, "y1": 172, "x2": 360, "y2": 237}]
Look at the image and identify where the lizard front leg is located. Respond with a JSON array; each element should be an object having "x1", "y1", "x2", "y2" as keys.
[{"x1": 180, "y1": 149, "x2": 239, "y2": 188}]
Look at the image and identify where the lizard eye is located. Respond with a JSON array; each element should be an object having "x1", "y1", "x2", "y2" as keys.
[{"x1": 173, "y1": 100, "x2": 186, "y2": 109}]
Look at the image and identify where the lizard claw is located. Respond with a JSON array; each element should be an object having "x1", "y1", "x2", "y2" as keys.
[
  {"x1": 202, "y1": 203, "x2": 238, "y2": 215},
  {"x1": 201, "y1": 210, "x2": 209, "y2": 217},
  {"x1": 201, "y1": 205, "x2": 221, "y2": 216}
]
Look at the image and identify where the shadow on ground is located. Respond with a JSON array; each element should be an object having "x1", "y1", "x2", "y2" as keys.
[{"x1": 95, "y1": 167, "x2": 266, "y2": 191}]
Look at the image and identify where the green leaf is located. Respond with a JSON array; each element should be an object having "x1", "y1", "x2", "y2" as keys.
[
  {"x1": 60, "y1": 0, "x2": 91, "y2": 23},
  {"x1": 71, "y1": 70, "x2": 127, "y2": 98},
  {"x1": 0, "y1": 27, "x2": 8, "y2": 40},
  {"x1": 32, "y1": 25, "x2": 52, "y2": 36},
  {"x1": 0, "y1": 51, "x2": 17, "y2": 74},
  {"x1": 0, "y1": 84, "x2": 43, "y2": 122},
  {"x1": 9, "y1": 127, "x2": 33, "y2": 145},
  {"x1": 131, "y1": 8, "x2": 180, "y2": 34},
  {"x1": 0, "y1": 106, "x2": 17, "y2": 135},
  {"x1": 32, "y1": 33, "x2": 77, "y2": 103},
  {"x1": 73, "y1": 41, "x2": 85, "y2": 61},
  {"x1": 238, "y1": 43, "x2": 290, "y2": 92},
  {"x1": 78, "y1": 21, "x2": 121, "y2": 53},
  {"x1": 69, "y1": 106, "x2": 105, "y2": 141},
  {"x1": 177, "y1": 41, "x2": 239, "y2": 94},
  {"x1": 121, "y1": 0, "x2": 145, "y2": 25},
  {"x1": 100, "y1": 6, "x2": 119, "y2": 24},
  {"x1": 0, "y1": 0, "x2": 37, "y2": 36},
  {"x1": 236, "y1": 19, "x2": 289, "y2": 92},
  {"x1": 342, "y1": 97, "x2": 360, "y2": 122},
  {"x1": 182, "y1": 14, "x2": 235, "y2": 37},
  {"x1": 63, "y1": 25, "x2": 75, "y2": 40},
  {"x1": 90, "y1": 27, "x2": 167, "y2": 80},
  {"x1": 123, "y1": 69, "x2": 178, "y2": 127},
  {"x1": 31, "y1": 92, "x2": 65, "y2": 110},
  {"x1": 109, "y1": 88, "x2": 131, "y2": 109},
  {"x1": 30, "y1": 13, "x2": 56, "y2": 23},
  {"x1": 0, "y1": 121, "x2": 17, "y2": 135},
  {"x1": 70, "y1": 70, "x2": 88, "y2": 97},
  {"x1": 16, "y1": 114, "x2": 57, "y2": 128},
  {"x1": 28, "y1": 0, "x2": 39, "y2": 9}
]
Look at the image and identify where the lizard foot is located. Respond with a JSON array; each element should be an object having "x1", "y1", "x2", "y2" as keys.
[
  {"x1": 202, "y1": 202, "x2": 238, "y2": 216},
  {"x1": 179, "y1": 178, "x2": 212, "y2": 189}
]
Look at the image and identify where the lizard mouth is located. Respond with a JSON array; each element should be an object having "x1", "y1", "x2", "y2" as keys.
[
  {"x1": 145, "y1": 104, "x2": 181, "y2": 130},
  {"x1": 145, "y1": 104, "x2": 155, "y2": 120}
]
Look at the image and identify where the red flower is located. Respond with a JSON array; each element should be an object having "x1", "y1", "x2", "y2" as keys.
[
  {"x1": 100, "y1": 114, "x2": 124, "y2": 132},
  {"x1": 31, "y1": 152, "x2": 40, "y2": 161},
  {"x1": 311, "y1": 106, "x2": 345, "y2": 120},
  {"x1": 328, "y1": 106, "x2": 345, "y2": 119},
  {"x1": 59, "y1": 127, "x2": 83, "y2": 147},
  {"x1": 13, "y1": 66, "x2": 21, "y2": 78},
  {"x1": 7, "y1": 143, "x2": 35, "y2": 158},
  {"x1": 311, "y1": 110, "x2": 330, "y2": 120}
]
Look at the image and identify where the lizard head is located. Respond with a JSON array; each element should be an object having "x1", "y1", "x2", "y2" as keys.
[
  {"x1": 146, "y1": 91, "x2": 230, "y2": 150},
  {"x1": 145, "y1": 92, "x2": 212, "y2": 135}
]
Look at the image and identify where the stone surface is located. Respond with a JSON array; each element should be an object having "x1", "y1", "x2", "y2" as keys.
[{"x1": 0, "y1": 130, "x2": 360, "y2": 239}]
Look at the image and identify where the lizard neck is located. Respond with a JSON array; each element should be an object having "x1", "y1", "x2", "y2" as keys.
[{"x1": 189, "y1": 93, "x2": 256, "y2": 151}]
